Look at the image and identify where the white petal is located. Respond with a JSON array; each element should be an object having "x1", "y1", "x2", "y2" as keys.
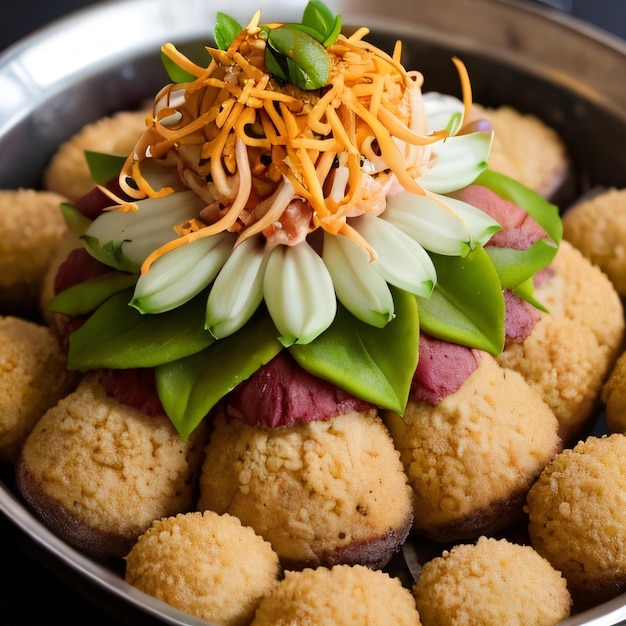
[
  {"x1": 322, "y1": 232, "x2": 394, "y2": 328},
  {"x1": 131, "y1": 231, "x2": 235, "y2": 313},
  {"x1": 83, "y1": 190, "x2": 204, "y2": 272},
  {"x1": 206, "y1": 236, "x2": 268, "y2": 338},
  {"x1": 263, "y1": 242, "x2": 337, "y2": 346},
  {"x1": 422, "y1": 92, "x2": 465, "y2": 134},
  {"x1": 419, "y1": 131, "x2": 493, "y2": 193},
  {"x1": 433, "y1": 192, "x2": 501, "y2": 248},
  {"x1": 352, "y1": 214, "x2": 436, "y2": 298},
  {"x1": 383, "y1": 190, "x2": 500, "y2": 256}
]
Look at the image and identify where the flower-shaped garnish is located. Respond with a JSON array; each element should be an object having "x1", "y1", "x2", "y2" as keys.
[{"x1": 50, "y1": 1, "x2": 562, "y2": 438}]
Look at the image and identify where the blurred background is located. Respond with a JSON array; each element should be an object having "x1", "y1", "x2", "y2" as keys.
[
  {"x1": 0, "y1": 0, "x2": 624, "y2": 51},
  {"x1": 0, "y1": 0, "x2": 623, "y2": 625}
]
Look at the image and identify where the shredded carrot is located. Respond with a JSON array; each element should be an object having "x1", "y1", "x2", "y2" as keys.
[
  {"x1": 119, "y1": 22, "x2": 474, "y2": 271},
  {"x1": 97, "y1": 185, "x2": 139, "y2": 212},
  {"x1": 452, "y1": 56, "x2": 472, "y2": 128}
]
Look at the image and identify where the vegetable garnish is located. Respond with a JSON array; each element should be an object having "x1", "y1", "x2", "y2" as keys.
[{"x1": 54, "y1": 1, "x2": 562, "y2": 438}]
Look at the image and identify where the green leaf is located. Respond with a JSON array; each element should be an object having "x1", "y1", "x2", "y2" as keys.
[
  {"x1": 156, "y1": 311, "x2": 283, "y2": 439},
  {"x1": 302, "y1": 0, "x2": 341, "y2": 45},
  {"x1": 475, "y1": 169, "x2": 563, "y2": 245},
  {"x1": 84, "y1": 151, "x2": 127, "y2": 185},
  {"x1": 47, "y1": 272, "x2": 138, "y2": 316},
  {"x1": 67, "y1": 289, "x2": 214, "y2": 370},
  {"x1": 267, "y1": 25, "x2": 331, "y2": 89},
  {"x1": 322, "y1": 16, "x2": 341, "y2": 47},
  {"x1": 485, "y1": 238, "x2": 558, "y2": 290},
  {"x1": 161, "y1": 51, "x2": 197, "y2": 83},
  {"x1": 264, "y1": 46, "x2": 288, "y2": 82},
  {"x1": 418, "y1": 247, "x2": 505, "y2": 354},
  {"x1": 282, "y1": 22, "x2": 328, "y2": 43},
  {"x1": 289, "y1": 288, "x2": 420, "y2": 413},
  {"x1": 60, "y1": 202, "x2": 92, "y2": 236},
  {"x1": 214, "y1": 12, "x2": 243, "y2": 51},
  {"x1": 475, "y1": 168, "x2": 561, "y2": 308},
  {"x1": 81, "y1": 234, "x2": 137, "y2": 273},
  {"x1": 81, "y1": 190, "x2": 206, "y2": 274},
  {"x1": 512, "y1": 276, "x2": 548, "y2": 313}
]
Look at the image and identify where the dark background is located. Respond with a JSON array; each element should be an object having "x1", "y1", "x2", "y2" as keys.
[
  {"x1": 0, "y1": 0, "x2": 625, "y2": 51},
  {"x1": 0, "y1": 1, "x2": 624, "y2": 625}
]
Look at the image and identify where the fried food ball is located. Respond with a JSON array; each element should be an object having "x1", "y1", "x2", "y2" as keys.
[
  {"x1": 562, "y1": 187, "x2": 626, "y2": 296},
  {"x1": 0, "y1": 316, "x2": 79, "y2": 463},
  {"x1": 125, "y1": 511, "x2": 281, "y2": 626},
  {"x1": 526, "y1": 434, "x2": 626, "y2": 610},
  {"x1": 497, "y1": 240, "x2": 625, "y2": 442},
  {"x1": 0, "y1": 188, "x2": 67, "y2": 315},
  {"x1": 534, "y1": 240, "x2": 624, "y2": 359},
  {"x1": 250, "y1": 564, "x2": 422, "y2": 626},
  {"x1": 43, "y1": 109, "x2": 148, "y2": 201},
  {"x1": 197, "y1": 409, "x2": 413, "y2": 570},
  {"x1": 384, "y1": 353, "x2": 561, "y2": 543},
  {"x1": 16, "y1": 373, "x2": 208, "y2": 561},
  {"x1": 601, "y1": 350, "x2": 626, "y2": 434},
  {"x1": 472, "y1": 104, "x2": 570, "y2": 199},
  {"x1": 412, "y1": 536, "x2": 571, "y2": 626}
]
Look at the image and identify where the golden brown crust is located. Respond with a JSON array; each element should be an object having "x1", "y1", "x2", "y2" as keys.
[
  {"x1": 496, "y1": 239, "x2": 625, "y2": 443},
  {"x1": 385, "y1": 353, "x2": 561, "y2": 543},
  {"x1": 251, "y1": 564, "x2": 422, "y2": 626},
  {"x1": 16, "y1": 374, "x2": 208, "y2": 560},
  {"x1": 125, "y1": 511, "x2": 281, "y2": 626},
  {"x1": 562, "y1": 187, "x2": 626, "y2": 296},
  {"x1": 534, "y1": 240, "x2": 625, "y2": 360},
  {"x1": 413, "y1": 536, "x2": 571, "y2": 625},
  {"x1": 0, "y1": 189, "x2": 67, "y2": 315},
  {"x1": 601, "y1": 351, "x2": 626, "y2": 434},
  {"x1": 0, "y1": 316, "x2": 79, "y2": 463},
  {"x1": 198, "y1": 409, "x2": 413, "y2": 570},
  {"x1": 526, "y1": 434, "x2": 626, "y2": 610},
  {"x1": 472, "y1": 104, "x2": 570, "y2": 199},
  {"x1": 43, "y1": 110, "x2": 149, "y2": 201}
]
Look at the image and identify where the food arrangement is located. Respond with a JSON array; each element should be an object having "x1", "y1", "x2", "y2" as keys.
[{"x1": 2, "y1": 2, "x2": 626, "y2": 625}]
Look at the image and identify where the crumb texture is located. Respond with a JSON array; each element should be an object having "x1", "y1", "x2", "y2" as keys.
[
  {"x1": 562, "y1": 188, "x2": 626, "y2": 296},
  {"x1": 526, "y1": 433, "x2": 626, "y2": 609},
  {"x1": 126, "y1": 510, "x2": 280, "y2": 626},
  {"x1": 17, "y1": 374, "x2": 207, "y2": 557},
  {"x1": 413, "y1": 536, "x2": 571, "y2": 625},
  {"x1": 251, "y1": 564, "x2": 422, "y2": 625},
  {"x1": 0, "y1": 316, "x2": 78, "y2": 462},
  {"x1": 384, "y1": 353, "x2": 560, "y2": 542},
  {"x1": 198, "y1": 409, "x2": 413, "y2": 569},
  {"x1": 44, "y1": 110, "x2": 148, "y2": 201}
]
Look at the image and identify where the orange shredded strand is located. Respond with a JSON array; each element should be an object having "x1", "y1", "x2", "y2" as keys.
[{"x1": 120, "y1": 22, "x2": 470, "y2": 265}]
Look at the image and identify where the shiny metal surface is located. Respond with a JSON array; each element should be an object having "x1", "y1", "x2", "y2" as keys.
[{"x1": 0, "y1": 0, "x2": 625, "y2": 624}]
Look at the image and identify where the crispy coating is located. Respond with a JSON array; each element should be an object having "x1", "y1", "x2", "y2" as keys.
[
  {"x1": 498, "y1": 240, "x2": 625, "y2": 442},
  {"x1": 526, "y1": 434, "x2": 626, "y2": 610},
  {"x1": 534, "y1": 240, "x2": 624, "y2": 356},
  {"x1": 43, "y1": 109, "x2": 148, "y2": 201},
  {"x1": 125, "y1": 511, "x2": 281, "y2": 626},
  {"x1": 472, "y1": 104, "x2": 570, "y2": 198},
  {"x1": 562, "y1": 187, "x2": 626, "y2": 296},
  {"x1": 601, "y1": 351, "x2": 626, "y2": 434},
  {"x1": 0, "y1": 188, "x2": 67, "y2": 314},
  {"x1": 16, "y1": 373, "x2": 208, "y2": 560},
  {"x1": 251, "y1": 564, "x2": 422, "y2": 626},
  {"x1": 198, "y1": 409, "x2": 413, "y2": 570},
  {"x1": 0, "y1": 316, "x2": 79, "y2": 462},
  {"x1": 384, "y1": 353, "x2": 561, "y2": 543},
  {"x1": 412, "y1": 536, "x2": 571, "y2": 626}
]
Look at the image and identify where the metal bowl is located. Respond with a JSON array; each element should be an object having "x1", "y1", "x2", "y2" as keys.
[{"x1": 1, "y1": 0, "x2": 625, "y2": 624}]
